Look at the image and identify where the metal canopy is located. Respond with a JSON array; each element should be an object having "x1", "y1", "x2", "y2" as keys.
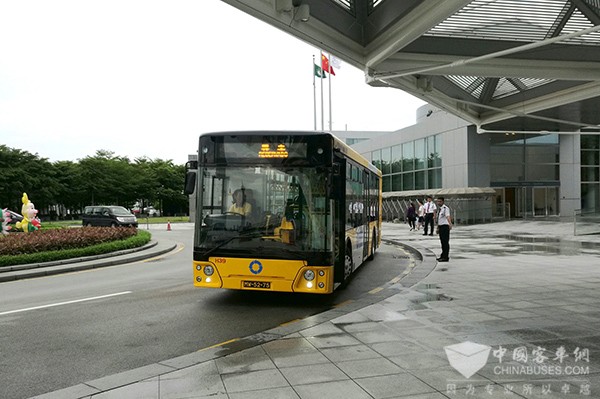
[{"x1": 222, "y1": 0, "x2": 600, "y2": 132}]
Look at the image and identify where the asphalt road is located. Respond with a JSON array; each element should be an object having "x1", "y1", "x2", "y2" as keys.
[{"x1": 0, "y1": 225, "x2": 412, "y2": 399}]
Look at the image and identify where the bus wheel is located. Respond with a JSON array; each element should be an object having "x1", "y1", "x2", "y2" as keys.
[
  {"x1": 368, "y1": 230, "x2": 377, "y2": 261},
  {"x1": 344, "y1": 250, "x2": 353, "y2": 281}
]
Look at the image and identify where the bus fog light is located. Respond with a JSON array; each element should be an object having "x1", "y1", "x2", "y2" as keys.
[
  {"x1": 318, "y1": 270, "x2": 325, "y2": 277},
  {"x1": 303, "y1": 270, "x2": 315, "y2": 281},
  {"x1": 204, "y1": 265, "x2": 214, "y2": 276},
  {"x1": 307, "y1": 282, "x2": 313, "y2": 288},
  {"x1": 318, "y1": 282, "x2": 324, "y2": 288},
  {"x1": 206, "y1": 277, "x2": 212, "y2": 283},
  {"x1": 196, "y1": 276, "x2": 202, "y2": 282}
]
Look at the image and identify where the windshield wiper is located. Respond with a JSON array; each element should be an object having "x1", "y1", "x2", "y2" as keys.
[{"x1": 201, "y1": 231, "x2": 264, "y2": 258}]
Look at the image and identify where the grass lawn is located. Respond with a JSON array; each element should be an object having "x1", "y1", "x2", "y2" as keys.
[{"x1": 42, "y1": 216, "x2": 189, "y2": 229}]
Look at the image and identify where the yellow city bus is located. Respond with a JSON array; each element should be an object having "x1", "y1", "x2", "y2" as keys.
[{"x1": 184, "y1": 131, "x2": 381, "y2": 294}]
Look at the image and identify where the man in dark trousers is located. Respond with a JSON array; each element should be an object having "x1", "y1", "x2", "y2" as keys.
[
  {"x1": 436, "y1": 197, "x2": 452, "y2": 262},
  {"x1": 422, "y1": 195, "x2": 436, "y2": 236}
]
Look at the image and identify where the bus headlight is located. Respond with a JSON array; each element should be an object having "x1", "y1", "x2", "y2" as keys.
[
  {"x1": 204, "y1": 265, "x2": 214, "y2": 276},
  {"x1": 303, "y1": 270, "x2": 315, "y2": 281}
]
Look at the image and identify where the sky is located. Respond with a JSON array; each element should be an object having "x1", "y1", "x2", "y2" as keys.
[{"x1": 0, "y1": 0, "x2": 425, "y2": 165}]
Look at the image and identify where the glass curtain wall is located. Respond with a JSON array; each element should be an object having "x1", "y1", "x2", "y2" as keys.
[
  {"x1": 370, "y1": 134, "x2": 442, "y2": 192},
  {"x1": 490, "y1": 134, "x2": 560, "y2": 217}
]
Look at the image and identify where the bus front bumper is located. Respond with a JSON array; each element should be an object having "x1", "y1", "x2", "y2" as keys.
[{"x1": 193, "y1": 259, "x2": 334, "y2": 294}]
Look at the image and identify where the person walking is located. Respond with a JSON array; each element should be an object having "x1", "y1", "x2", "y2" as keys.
[
  {"x1": 422, "y1": 195, "x2": 436, "y2": 236},
  {"x1": 436, "y1": 197, "x2": 452, "y2": 262},
  {"x1": 405, "y1": 202, "x2": 416, "y2": 231}
]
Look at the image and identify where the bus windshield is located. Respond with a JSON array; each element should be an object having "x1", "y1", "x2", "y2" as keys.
[{"x1": 196, "y1": 165, "x2": 331, "y2": 258}]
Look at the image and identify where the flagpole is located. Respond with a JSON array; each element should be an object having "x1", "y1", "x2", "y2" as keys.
[
  {"x1": 320, "y1": 50, "x2": 324, "y2": 131},
  {"x1": 312, "y1": 55, "x2": 317, "y2": 131},
  {"x1": 328, "y1": 52, "x2": 332, "y2": 131}
]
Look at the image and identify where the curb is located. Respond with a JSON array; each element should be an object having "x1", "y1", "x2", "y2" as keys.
[
  {"x1": 1, "y1": 241, "x2": 158, "y2": 273},
  {"x1": 0, "y1": 241, "x2": 177, "y2": 283}
]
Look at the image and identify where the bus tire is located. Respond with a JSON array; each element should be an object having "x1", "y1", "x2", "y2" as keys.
[
  {"x1": 367, "y1": 230, "x2": 377, "y2": 261},
  {"x1": 341, "y1": 243, "x2": 353, "y2": 288}
]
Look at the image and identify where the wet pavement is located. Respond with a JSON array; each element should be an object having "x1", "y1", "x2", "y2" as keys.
[{"x1": 34, "y1": 220, "x2": 600, "y2": 398}]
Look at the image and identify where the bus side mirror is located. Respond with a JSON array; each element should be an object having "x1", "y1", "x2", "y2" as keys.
[
  {"x1": 184, "y1": 171, "x2": 196, "y2": 195},
  {"x1": 185, "y1": 160, "x2": 198, "y2": 169},
  {"x1": 184, "y1": 160, "x2": 198, "y2": 195}
]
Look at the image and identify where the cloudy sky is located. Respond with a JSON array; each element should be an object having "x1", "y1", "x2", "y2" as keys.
[{"x1": 0, "y1": 0, "x2": 425, "y2": 164}]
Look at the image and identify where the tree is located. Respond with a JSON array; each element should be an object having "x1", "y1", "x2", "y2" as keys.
[
  {"x1": 0, "y1": 145, "x2": 59, "y2": 212},
  {"x1": 0, "y1": 146, "x2": 189, "y2": 218}
]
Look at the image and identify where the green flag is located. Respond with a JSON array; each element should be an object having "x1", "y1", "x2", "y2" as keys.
[{"x1": 314, "y1": 63, "x2": 327, "y2": 79}]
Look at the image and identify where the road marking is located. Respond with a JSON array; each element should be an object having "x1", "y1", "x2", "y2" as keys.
[
  {"x1": 198, "y1": 338, "x2": 239, "y2": 352},
  {"x1": 369, "y1": 287, "x2": 384, "y2": 294},
  {"x1": 0, "y1": 291, "x2": 132, "y2": 316}
]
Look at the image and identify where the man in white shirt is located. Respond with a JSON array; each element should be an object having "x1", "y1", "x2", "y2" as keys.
[
  {"x1": 422, "y1": 195, "x2": 436, "y2": 236},
  {"x1": 435, "y1": 197, "x2": 452, "y2": 262}
]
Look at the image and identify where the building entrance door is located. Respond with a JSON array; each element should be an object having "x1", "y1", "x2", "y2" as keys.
[
  {"x1": 533, "y1": 187, "x2": 559, "y2": 216},
  {"x1": 501, "y1": 186, "x2": 559, "y2": 218}
]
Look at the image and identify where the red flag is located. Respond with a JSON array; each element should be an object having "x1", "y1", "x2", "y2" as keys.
[{"x1": 321, "y1": 54, "x2": 335, "y2": 76}]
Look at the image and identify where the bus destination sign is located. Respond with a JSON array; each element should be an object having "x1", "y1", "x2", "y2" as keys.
[{"x1": 258, "y1": 143, "x2": 289, "y2": 158}]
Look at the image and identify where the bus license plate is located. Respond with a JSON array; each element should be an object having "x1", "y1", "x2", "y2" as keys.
[{"x1": 243, "y1": 281, "x2": 271, "y2": 289}]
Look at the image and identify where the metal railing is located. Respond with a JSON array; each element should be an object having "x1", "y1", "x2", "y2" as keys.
[{"x1": 574, "y1": 209, "x2": 600, "y2": 236}]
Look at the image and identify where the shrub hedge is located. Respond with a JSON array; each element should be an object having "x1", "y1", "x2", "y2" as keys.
[{"x1": 0, "y1": 228, "x2": 151, "y2": 267}]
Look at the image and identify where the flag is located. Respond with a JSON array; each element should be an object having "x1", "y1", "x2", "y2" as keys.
[
  {"x1": 321, "y1": 54, "x2": 335, "y2": 76},
  {"x1": 314, "y1": 63, "x2": 327, "y2": 78},
  {"x1": 330, "y1": 55, "x2": 342, "y2": 69}
]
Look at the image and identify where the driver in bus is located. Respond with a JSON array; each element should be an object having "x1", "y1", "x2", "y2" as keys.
[{"x1": 229, "y1": 189, "x2": 252, "y2": 216}]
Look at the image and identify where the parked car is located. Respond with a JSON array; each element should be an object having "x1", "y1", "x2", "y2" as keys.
[
  {"x1": 143, "y1": 206, "x2": 161, "y2": 217},
  {"x1": 82, "y1": 206, "x2": 138, "y2": 227}
]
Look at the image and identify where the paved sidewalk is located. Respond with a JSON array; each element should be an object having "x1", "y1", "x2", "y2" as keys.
[{"x1": 35, "y1": 221, "x2": 600, "y2": 399}]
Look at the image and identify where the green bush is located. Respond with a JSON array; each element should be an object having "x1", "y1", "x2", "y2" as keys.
[{"x1": 0, "y1": 229, "x2": 151, "y2": 267}]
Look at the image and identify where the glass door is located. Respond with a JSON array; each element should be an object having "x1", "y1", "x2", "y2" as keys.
[
  {"x1": 533, "y1": 187, "x2": 546, "y2": 216},
  {"x1": 533, "y1": 187, "x2": 559, "y2": 217}
]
